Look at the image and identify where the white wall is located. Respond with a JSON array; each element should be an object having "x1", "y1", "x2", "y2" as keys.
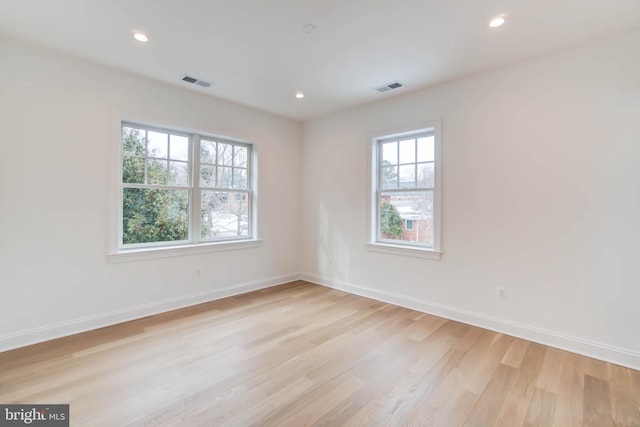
[
  {"x1": 2, "y1": 29, "x2": 639, "y2": 369},
  {"x1": 0, "y1": 36, "x2": 302, "y2": 350},
  {"x1": 301, "y1": 29, "x2": 640, "y2": 369}
]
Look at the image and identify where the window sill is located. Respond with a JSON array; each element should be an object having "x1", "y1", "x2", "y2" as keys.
[
  {"x1": 108, "y1": 239, "x2": 263, "y2": 263},
  {"x1": 365, "y1": 242, "x2": 442, "y2": 260}
]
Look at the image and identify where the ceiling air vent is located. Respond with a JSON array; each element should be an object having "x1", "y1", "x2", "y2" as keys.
[
  {"x1": 374, "y1": 81, "x2": 403, "y2": 93},
  {"x1": 181, "y1": 75, "x2": 212, "y2": 88}
]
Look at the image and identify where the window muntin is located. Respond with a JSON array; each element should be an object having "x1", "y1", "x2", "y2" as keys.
[
  {"x1": 375, "y1": 130, "x2": 436, "y2": 248},
  {"x1": 120, "y1": 123, "x2": 253, "y2": 249}
]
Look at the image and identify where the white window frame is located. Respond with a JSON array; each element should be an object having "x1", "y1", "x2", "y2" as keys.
[
  {"x1": 366, "y1": 122, "x2": 442, "y2": 260},
  {"x1": 108, "y1": 114, "x2": 260, "y2": 262}
]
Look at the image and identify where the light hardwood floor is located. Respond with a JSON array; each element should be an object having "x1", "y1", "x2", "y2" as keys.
[{"x1": 1, "y1": 281, "x2": 639, "y2": 426}]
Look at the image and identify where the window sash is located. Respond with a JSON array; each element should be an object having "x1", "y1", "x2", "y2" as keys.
[
  {"x1": 199, "y1": 189, "x2": 252, "y2": 242},
  {"x1": 375, "y1": 189, "x2": 434, "y2": 248},
  {"x1": 377, "y1": 131, "x2": 434, "y2": 191}
]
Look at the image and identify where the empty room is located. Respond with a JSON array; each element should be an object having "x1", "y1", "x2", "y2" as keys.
[{"x1": 1, "y1": 1, "x2": 639, "y2": 426}]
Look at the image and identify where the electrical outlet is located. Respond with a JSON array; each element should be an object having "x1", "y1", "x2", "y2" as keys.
[
  {"x1": 196, "y1": 269, "x2": 201, "y2": 278},
  {"x1": 496, "y1": 287, "x2": 507, "y2": 301}
]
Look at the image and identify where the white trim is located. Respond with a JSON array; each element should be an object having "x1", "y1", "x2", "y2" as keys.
[
  {"x1": 365, "y1": 242, "x2": 442, "y2": 260},
  {"x1": 108, "y1": 239, "x2": 263, "y2": 263},
  {"x1": 250, "y1": 143, "x2": 259, "y2": 241},
  {"x1": 300, "y1": 273, "x2": 640, "y2": 371},
  {"x1": 191, "y1": 134, "x2": 201, "y2": 242},
  {"x1": 108, "y1": 112, "x2": 123, "y2": 257},
  {"x1": 368, "y1": 120, "x2": 443, "y2": 253},
  {"x1": 432, "y1": 122, "x2": 443, "y2": 251},
  {"x1": 0, "y1": 272, "x2": 300, "y2": 353}
]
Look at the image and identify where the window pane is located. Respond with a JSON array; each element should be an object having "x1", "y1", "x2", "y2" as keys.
[
  {"x1": 233, "y1": 168, "x2": 247, "y2": 189},
  {"x1": 170, "y1": 135, "x2": 189, "y2": 161},
  {"x1": 417, "y1": 136, "x2": 435, "y2": 162},
  {"x1": 379, "y1": 191, "x2": 433, "y2": 246},
  {"x1": 234, "y1": 146, "x2": 248, "y2": 168},
  {"x1": 381, "y1": 165, "x2": 398, "y2": 189},
  {"x1": 418, "y1": 162, "x2": 435, "y2": 188},
  {"x1": 169, "y1": 161, "x2": 189, "y2": 186},
  {"x1": 122, "y1": 127, "x2": 146, "y2": 156},
  {"x1": 147, "y1": 159, "x2": 168, "y2": 185},
  {"x1": 122, "y1": 188, "x2": 189, "y2": 244},
  {"x1": 122, "y1": 156, "x2": 144, "y2": 184},
  {"x1": 218, "y1": 166, "x2": 232, "y2": 188},
  {"x1": 218, "y1": 143, "x2": 233, "y2": 166},
  {"x1": 147, "y1": 131, "x2": 169, "y2": 158},
  {"x1": 382, "y1": 141, "x2": 398, "y2": 165},
  {"x1": 399, "y1": 164, "x2": 416, "y2": 188},
  {"x1": 200, "y1": 166, "x2": 216, "y2": 188},
  {"x1": 399, "y1": 139, "x2": 415, "y2": 164},
  {"x1": 201, "y1": 191, "x2": 249, "y2": 239},
  {"x1": 200, "y1": 140, "x2": 217, "y2": 164}
]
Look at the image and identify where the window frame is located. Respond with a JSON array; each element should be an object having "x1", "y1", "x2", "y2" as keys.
[
  {"x1": 367, "y1": 123, "x2": 442, "y2": 260},
  {"x1": 196, "y1": 136, "x2": 253, "y2": 244},
  {"x1": 109, "y1": 114, "x2": 260, "y2": 261}
]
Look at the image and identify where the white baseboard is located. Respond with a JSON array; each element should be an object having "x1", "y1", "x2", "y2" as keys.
[
  {"x1": 0, "y1": 273, "x2": 302, "y2": 353},
  {"x1": 301, "y1": 273, "x2": 640, "y2": 371},
  {"x1": 5, "y1": 272, "x2": 638, "y2": 371}
]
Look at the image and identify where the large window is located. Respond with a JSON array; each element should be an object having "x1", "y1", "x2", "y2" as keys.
[
  {"x1": 371, "y1": 125, "x2": 441, "y2": 255},
  {"x1": 120, "y1": 122, "x2": 254, "y2": 250}
]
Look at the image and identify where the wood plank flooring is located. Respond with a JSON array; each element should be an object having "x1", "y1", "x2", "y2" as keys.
[{"x1": 1, "y1": 281, "x2": 639, "y2": 426}]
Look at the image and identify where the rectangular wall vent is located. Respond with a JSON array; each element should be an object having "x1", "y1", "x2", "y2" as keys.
[
  {"x1": 374, "y1": 81, "x2": 403, "y2": 93},
  {"x1": 181, "y1": 75, "x2": 212, "y2": 88}
]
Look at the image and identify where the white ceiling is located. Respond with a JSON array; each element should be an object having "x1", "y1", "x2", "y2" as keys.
[{"x1": 1, "y1": 0, "x2": 639, "y2": 121}]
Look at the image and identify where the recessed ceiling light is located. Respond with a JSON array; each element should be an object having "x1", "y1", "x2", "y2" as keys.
[
  {"x1": 133, "y1": 32, "x2": 149, "y2": 42},
  {"x1": 489, "y1": 15, "x2": 506, "y2": 28},
  {"x1": 295, "y1": 92, "x2": 305, "y2": 99}
]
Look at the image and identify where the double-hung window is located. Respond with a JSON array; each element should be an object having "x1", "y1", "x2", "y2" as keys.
[
  {"x1": 119, "y1": 122, "x2": 254, "y2": 251},
  {"x1": 370, "y1": 125, "x2": 441, "y2": 258}
]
